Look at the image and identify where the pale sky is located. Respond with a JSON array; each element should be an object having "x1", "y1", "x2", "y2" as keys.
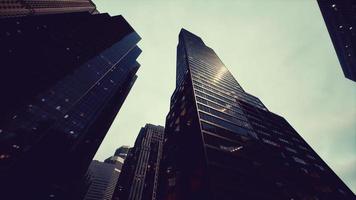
[{"x1": 93, "y1": 0, "x2": 356, "y2": 192}]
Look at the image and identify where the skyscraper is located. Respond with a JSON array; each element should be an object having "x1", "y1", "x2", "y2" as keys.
[
  {"x1": 317, "y1": 0, "x2": 356, "y2": 81},
  {"x1": 105, "y1": 146, "x2": 129, "y2": 166},
  {"x1": 0, "y1": 0, "x2": 97, "y2": 18},
  {"x1": 114, "y1": 145, "x2": 131, "y2": 159},
  {"x1": 158, "y1": 29, "x2": 354, "y2": 200},
  {"x1": 112, "y1": 124, "x2": 165, "y2": 200},
  {"x1": 83, "y1": 146, "x2": 130, "y2": 200},
  {"x1": 83, "y1": 160, "x2": 122, "y2": 200},
  {"x1": 0, "y1": 12, "x2": 141, "y2": 199}
]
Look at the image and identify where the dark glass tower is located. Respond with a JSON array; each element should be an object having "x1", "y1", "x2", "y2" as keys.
[
  {"x1": 105, "y1": 145, "x2": 131, "y2": 165},
  {"x1": 112, "y1": 124, "x2": 165, "y2": 200},
  {"x1": 158, "y1": 29, "x2": 354, "y2": 200},
  {"x1": 317, "y1": 0, "x2": 356, "y2": 81},
  {"x1": 0, "y1": 12, "x2": 141, "y2": 199},
  {"x1": 0, "y1": 0, "x2": 97, "y2": 18},
  {"x1": 114, "y1": 145, "x2": 131, "y2": 159}
]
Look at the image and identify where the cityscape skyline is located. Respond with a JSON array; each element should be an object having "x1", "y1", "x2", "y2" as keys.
[{"x1": 93, "y1": 0, "x2": 356, "y2": 193}]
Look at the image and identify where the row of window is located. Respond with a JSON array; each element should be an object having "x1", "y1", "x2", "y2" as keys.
[
  {"x1": 197, "y1": 103, "x2": 247, "y2": 124},
  {"x1": 192, "y1": 79, "x2": 240, "y2": 100},
  {"x1": 196, "y1": 96, "x2": 244, "y2": 116},
  {"x1": 195, "y1": 91, "x2": 242, "y2": 115},
  {"x1": 191, "y1": 73, "x2": 244, "y2": 98},
  {"x1": 191, "y1": 71, "x2": 241, "y2": 92},
  {"x1": 191, "y1": 71, "x2": 241, "y2": 93},
  {"x1": 188, "y1": 57, "x2": 238, "y2": 85},
  {"x1": 201, "y1": 121, "x2": 250, "y2": 139},
  {"x1": 192, "y1": 79, "x2": 242, "y2": 104},
  {"x1": 199, "y1": 112, "x2": 250, "y2": 133},
  {"x1": 237, "y1": 93, "x2": 265, "y2": 110},
  {"x1": 189, "y1": 65, "x2": 238, "y2": 88},
  {"x1": 194, "y1": 84, "x2": 238, "y2": 105}
]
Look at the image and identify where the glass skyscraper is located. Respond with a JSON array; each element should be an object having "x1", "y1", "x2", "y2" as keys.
[
  {"x1": 0, "y1": 12, "x2": 141, "y2": 199},
  {"x1": 114, "y1": 145, "x2": 131, "y2": 159},
  {"x1": 112, "y1": 124, "x2": 165, "y2": 200},
  {"x1": 158, "y1": 29, "x2": 354, "y2": 200},
  {"x1": 317, "y1": 0, "x2": 356, "y2": 81}
]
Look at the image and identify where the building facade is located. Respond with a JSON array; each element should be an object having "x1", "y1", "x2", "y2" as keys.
[
  {"x1": 317, "y1": 0, "x2": 356, "y2": 81},
  {"x1": 105, "y1": 146, "x2": 129, "y2": 167},
  {"x1": 112, "y1": 124, "x2": 165, "y2": 200},
  {"x1": 105, "y1": 154, "x2": 126, "y2": 167},
  {"x1": 83, "y1": 146, "x2": 130, "y2": 200},
  {"x1": 0, "y1": 0, "x2": 97, "y2": 18},
  {"x1": 83, "y1": 160, "x2": 122, "y2": 200},
  {"x1": 158, "y1": 29, "x2": 354, "y2": 200},
  {"x1": 0, "y1": 12, "x2": 141, "y2": 199},
  {"x1": 114, "y1": 145, "x2": 131, "y2": 159}
]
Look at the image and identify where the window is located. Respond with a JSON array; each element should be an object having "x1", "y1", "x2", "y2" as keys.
[
  {"x1": 298, "y1": 145, "x2": 308, "y2": 151},
  {"x1": 314, "y1": 164, "x2": 325, "y2": 171},
  {"x1": 199, "y1": 112, "x2": 249, "y2": 133},
  {"x1": 219, "y1": 145, "x2": 243, "y2": 152},
  {"x1": 293, "y1": 156, "x2": 307, "y2": 165},
  {"x1": 262, "y1": 138, "x2": 280, "y2": 147},
  {"x1": 285, "y1": 146, "x2": 297, "y2": 153},
  {"x1": 278, "y1": 138, "x2": 290, "y2": 144},
  {"x1": 197, "y1": 103, "x2": 247, "y2": 124},
  {"x1": 201, "y1": 121, "x2": 249, "y2": 137},
  {"x1": 306, "y1": 154, "x2": 316, "y2": 160}
]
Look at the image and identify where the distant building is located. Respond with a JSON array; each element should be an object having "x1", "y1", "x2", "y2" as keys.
[
  {"x1": 317, "y1": 0, "x2": 356, "y2": 81},
  {"x1": 157, "y1": 29, "x2": 354, "y2": 200},
  {"x1": 114, "y1": 145, "x2": 131, "y2": 159},
  {"x1": 105, "y1": 146, "x2": 130, "y2": 166},
  {"x1": 112, "y1": 124, "x2": 165, "y2": 200},
  {"x1": 83, "y1": 160, "x2": 121, "y2": 200},
  {"x1": 0, "y1": 12, "x2": 141, "y2": 199},
  {"x1": 111, "y1": 147, "x2": 135, "y2": 200},
  {"x1": 105, "y1": 155, "x2": 125, "y2": 167},
  {"x1": 0, "y1": 0, "x2": 97, "y2": 18},
  {"x1": 84, "y1": 146, "x2": 131, "y2": 200}
]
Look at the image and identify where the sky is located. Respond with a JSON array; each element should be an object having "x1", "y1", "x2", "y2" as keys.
[{"x1": 93, "y1": 0, "x2": 356, "y2": 192}]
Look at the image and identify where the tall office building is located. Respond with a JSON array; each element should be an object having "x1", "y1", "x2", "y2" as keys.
[
  {"x1": 0, "y1": 12, "x2": 141, "y2": 199},
  {"x1": 0, "y1": 0, "x2": 97, "y2": 18},
  {"x1": 83, "y1": 160, "x2": 122, "y2": 200},
  {"x1": 158, "y1": 29, "x2": 354, "y2": 200},
  {"x1": 111, "y1": 147, "x2": 135, "y2": 200},
  {"x1": 83, "y1": 146, "x2": 130, "y2": 200},
  {"x1": 105, "y1": 146, "x2": 129, "y2": 166},
  {"x1": 114, "y1": 145, "x2": 131, "y2": 159},
  {"x1": 112, "y1": 124, "x2": 165, "y2": 200},
  {"x1": 317, "y1": 0, "x2": 356, "y2": 81}
]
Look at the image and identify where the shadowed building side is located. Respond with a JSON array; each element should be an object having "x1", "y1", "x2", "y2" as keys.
[
  {"x1": 112, "y1": 124, "x2": 165, "y2": 200},
  {"x1": 317, "y1": 0, "x2": 356, "y2": 81},
  {"x1": 0, "y1": 12, "x2": 141, "y2": 199}
]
